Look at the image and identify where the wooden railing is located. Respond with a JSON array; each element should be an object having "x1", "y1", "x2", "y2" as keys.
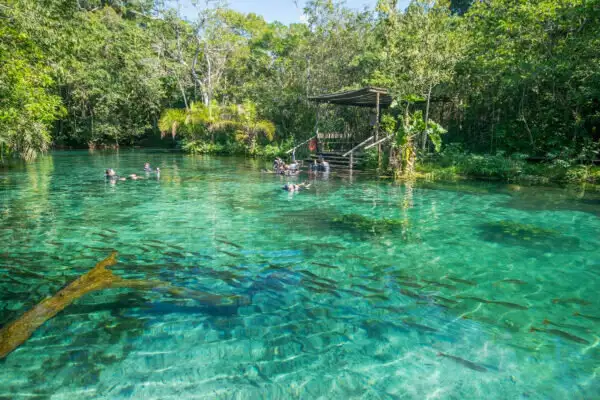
[{"x1": 342, "y1": 135, "x2": 374, "y2": 157}]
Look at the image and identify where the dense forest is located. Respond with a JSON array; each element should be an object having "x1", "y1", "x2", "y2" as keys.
[{"x1": 1, "y1": 0, "x2": 599, "y2": 180}]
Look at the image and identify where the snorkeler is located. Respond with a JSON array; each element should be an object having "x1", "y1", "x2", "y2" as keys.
[
  {"x1": 282, "y1": 182, "x2": 311, "y2": 192},
  {"x1": 105, "y1": 169, "x2": 126, "y2": 181}
]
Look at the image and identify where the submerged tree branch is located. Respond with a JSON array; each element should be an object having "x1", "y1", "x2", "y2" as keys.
[{"x1": 0, "y1": 252, "x2": 244, "y2": 360}]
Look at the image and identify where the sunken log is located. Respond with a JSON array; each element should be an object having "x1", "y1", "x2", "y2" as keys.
[{"x1": 0, "y1": 252, "x2": 244, "y2": 359}]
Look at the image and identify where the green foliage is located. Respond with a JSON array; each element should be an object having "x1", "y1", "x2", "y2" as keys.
[
  {"x1": 0, "y1": 1, "x2": 64, "y2": 161},
  {"x1": 420, "y1": 143, "x2": 600, "y2": 184},
  {"x1": 159, "y1": 100, "x2": 276, "y2": 153},
  {"x1": 182, "y1": 139, "x2": 288, "y2": 158},
  {"x1": 2, "y1": 0, "x2": 599, "y2": 177}
]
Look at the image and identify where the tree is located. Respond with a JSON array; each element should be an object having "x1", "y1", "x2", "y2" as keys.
[
  {"x1": 374, "y1": 0, "x2": 465, "y2": 150},
  {"x1": 158, "y1": 100, "x2": 275, "y2": 153},
  {"x1": 0, "y1": 0, "x2": 63, "y2": 161}
]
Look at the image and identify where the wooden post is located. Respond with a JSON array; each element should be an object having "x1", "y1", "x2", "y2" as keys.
[
  {"x1": 350, "y1": 151, "x2": 354, "y2": 171},
  {"x1": 376, "y1": 92, "x2": 381, "y2": 169}
]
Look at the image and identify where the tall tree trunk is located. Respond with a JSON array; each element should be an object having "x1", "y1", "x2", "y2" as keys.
[{"x1": 178, "y1": 79, "x2": 189, "y2": 111}]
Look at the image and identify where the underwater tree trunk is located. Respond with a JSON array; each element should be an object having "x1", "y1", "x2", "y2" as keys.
[{"x1": 0, "y1": 252, "x2": 243, "y2": 360}]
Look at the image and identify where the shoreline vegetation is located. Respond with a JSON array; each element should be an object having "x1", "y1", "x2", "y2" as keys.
[{"x1": 2, "y1": 0, "x2": 599, "y2": 186}]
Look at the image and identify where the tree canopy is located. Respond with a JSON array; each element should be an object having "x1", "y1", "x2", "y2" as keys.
[{"x1": 0, "y1": 0, "x2": 598, "y2": 167}]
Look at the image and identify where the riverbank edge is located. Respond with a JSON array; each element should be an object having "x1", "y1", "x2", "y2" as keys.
[{"x1": 412, "y1": 162, "x2": 600, "y2": 186}]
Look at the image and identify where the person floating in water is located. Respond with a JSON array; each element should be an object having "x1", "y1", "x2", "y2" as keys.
[
  {"x1": 282, "y1": 182, "x2": 311, "y2": 192},
  {"x1": 144, "y1": 162, "x2": 152, "y2": 172},
  {"x1": 105, "y1": 169, "x2": 126, "y2": 181}
]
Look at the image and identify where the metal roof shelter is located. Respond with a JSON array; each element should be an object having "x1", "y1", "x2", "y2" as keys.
[
  {"x1": 306, "y1": 87, "x2": 393, "y2": 167},
  {"x1": 308, "y1": 87, "x2": 393, "y2": 108}
]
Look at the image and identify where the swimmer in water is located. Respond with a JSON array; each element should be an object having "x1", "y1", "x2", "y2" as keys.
[
  {"x1": 282, "y1": 182, "x2": 311, "y2": 192},
  {"x1": 105, "y1": 169, "x2": 126, "y2": 181},
  {"x1": 144, "y1": 162, "x2": 151, "y2": 172}
]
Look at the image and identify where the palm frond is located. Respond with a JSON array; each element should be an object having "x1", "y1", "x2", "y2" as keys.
[
  {"x1": 158, "y1": 109, "x2": 186, "y2": 138},
  {"x1": 253, "y1": 120, "x2": 276, "y2": 142}
]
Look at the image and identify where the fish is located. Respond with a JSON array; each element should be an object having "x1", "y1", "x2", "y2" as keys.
[
  {"x1": 377, "y1": 305, "x2": 407, "y2": 314},
  {"x1": 552, "y1": 298, "x2": 591, "y2": 306},
  {"x1": 311, "y1": 243, "x2": 346, "y2": 250},
  {"x1": 366, "y1": 294, "x2": 390, "y2": 301},
  {"x1": 216, "y1": 239, "x2": 243, "y2": 249},
  {"x1": 341, "y1": 289, "x2": 363, "y2": 297},
  {"x1": 299, "y1": 269, "x2": 320, "y2": 279},
  {"x1": 402, "y1": 319, "x2": 438, "y2": 333},
  {"x1": 423, "y1": 280, "x2": 457, "y2": 290},
  {"x1": 495, "y1": 279, "x2": 527, "y2": 285},
  {"x1": 573, "y1": 312, "x2": 600, "y2": 322},
  {"x1": 217, "y1": 250, "x2": 241, "y2": 258},
  {"x1": 304, "y1": 284, "x2": 341, "y2": 298},
  {"x1": 530, "y1": 326, "x2": 590, "y2": 345},
  {"x1": 397, "y1": 280, "x2": 424, "y2": 289},
  {"x1": 86, "y1": 246, "x2": 117, "y2": 252},
  {"x1": 457, "y1": 296, "x2": 527, "y2": 310},
  {"x1": 104, "y1": 228, "x2": 118, "y2": 234},
  {"x1": 400, "y1": 288, "x2": 426, "y2": 300},
  {"x1": 312, "y1": 262, "x2": 339, "y2": 269},
  {"x1": 168, "y1": 244, "x2": 186, "y2": 251},
  {"x1": 164, "y1": 251, "x2": 184, "y2": 258},
  {"x1": 542, "y1": 319, "x2": 592, "y2": 333},
  {"x1": 446, "y1": 276, "x2": 477, "y2": 286},
  {"x1": 437, "y1": 352, "x2": 487, "y2": 372},
  {"x1": 487, "y1": 300, "x2": 528, "y2": 310},
  {"x1": 433, "y1": 295, "x2": 458, "y2": 305},
  {"x1": 145, "y1": 244, "x2": 163, "y2": 250},
  {"x1": 306, "y1": 279, "x2": 337, "y2": 291},
  {"x1": 352, "y1": 284, "x2": 381, "y2": 294},
  {"x1": 95, "y1": 232, "x2": 114, "y2": 239}
]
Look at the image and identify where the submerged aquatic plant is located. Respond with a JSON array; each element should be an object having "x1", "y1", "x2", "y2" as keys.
[
  {"x1": 480, "y1": 221, "x2": 558, "y2": 240},
  {"x1": 331, "y1": 214, "x2": 406, "y2": 236},
  {"x1": 478, "y1": 220, "x2": 579, "y2": 249}
]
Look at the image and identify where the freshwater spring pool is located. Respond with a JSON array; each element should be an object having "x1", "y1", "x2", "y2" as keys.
[{"x1": 0, "y1": 150, "x2": 599, "y2": 399}]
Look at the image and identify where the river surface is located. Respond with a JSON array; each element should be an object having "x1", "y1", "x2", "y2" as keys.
[{"x1": 1, "y1": 150, "x2": 599, "y2": 399}]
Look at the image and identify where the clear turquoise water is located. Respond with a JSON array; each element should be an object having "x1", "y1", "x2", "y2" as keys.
[{"x1": 1, "y1": 150, "x2": 599, "y2": 399}]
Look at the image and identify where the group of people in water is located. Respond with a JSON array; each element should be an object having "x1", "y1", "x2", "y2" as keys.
[
  {"x1": 105, "y1": 162, "x2": 160, "y2": 182},
  {"x1": 105, "y1": 156, "x2": 329, "y2": 192},
  {"x1": 271, "y1": 155, "x2": 330, "y2": 176},
  {"x1": 275, "y1": 154, "x2": 331, "y2": 192}
]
